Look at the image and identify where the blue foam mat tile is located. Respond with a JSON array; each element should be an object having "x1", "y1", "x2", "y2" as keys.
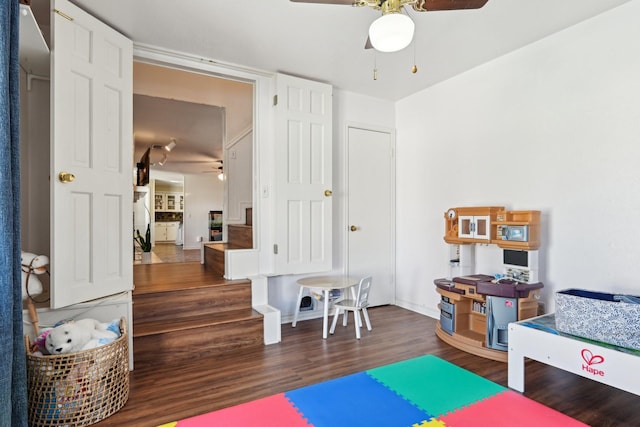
[{"x1": 285, "y1": 372, "x2": 433, "y2": 427}]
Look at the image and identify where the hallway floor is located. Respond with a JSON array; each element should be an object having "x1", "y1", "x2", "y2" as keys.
[{"x1": 134, "y1": 243, "x2": 201, "y2": 264}]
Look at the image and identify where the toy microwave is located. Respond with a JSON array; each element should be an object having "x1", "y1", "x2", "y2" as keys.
[{"x1": 502, "y1": 225, "x2": 528, "y2": 242}]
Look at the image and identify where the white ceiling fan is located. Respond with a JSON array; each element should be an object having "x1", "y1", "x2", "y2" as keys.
[
  {"x1": 290, "y1": 0, "x2": 489, "y2": 52},
  {"x1": 200, "y1": 160, "x2": 225, "y2": 181}
]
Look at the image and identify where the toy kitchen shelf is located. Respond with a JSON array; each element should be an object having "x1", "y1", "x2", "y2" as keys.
[
  {"x1": 444, "y1": 207, "x2": 540, "y2": 250},
  {"x1": 435, "y1": 276, "x2": 542, "y2": 362}
]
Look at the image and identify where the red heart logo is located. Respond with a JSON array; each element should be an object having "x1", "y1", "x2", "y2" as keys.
[{"x1": 581, "y1": 349, "x2": 605, "y2": 365}]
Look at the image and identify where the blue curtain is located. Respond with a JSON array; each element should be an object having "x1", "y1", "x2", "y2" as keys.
[{"x1": 0, "y1": 0, "x2": 28, "y2": 426}]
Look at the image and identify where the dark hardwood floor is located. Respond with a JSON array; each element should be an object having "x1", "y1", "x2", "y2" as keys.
[{"x1": 95, "y1": 305, "x2": 638, "y2": 427}]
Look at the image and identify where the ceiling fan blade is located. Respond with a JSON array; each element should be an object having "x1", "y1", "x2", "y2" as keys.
[
  {"x1": 169, "y1": 160, "x2": 219, "y2": 164},
  {"x1": 364, "y1": 35, "x2": 373, "y2": 50},
  {"x1": 412, "y1": 0, "x2": 489, "y2": 12},
  {"x1": 290, "y1": 0, "x2": 355, "y2": 4}
]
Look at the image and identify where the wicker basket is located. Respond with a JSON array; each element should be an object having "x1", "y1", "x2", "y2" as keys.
[{"x1": 25, "y1": 318, "x2": 129, "y2": 426}]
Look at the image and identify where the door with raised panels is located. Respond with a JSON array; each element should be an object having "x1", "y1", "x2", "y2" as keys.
[
  {"x1": 51, "y1": 0, "x2": 133, "y2": 308},
  {"x1": 274, "y1": 73, "x2": 333, "y2": 275}
]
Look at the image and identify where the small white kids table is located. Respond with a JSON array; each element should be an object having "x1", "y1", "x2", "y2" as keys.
[{"x1": 292, "y1": 275, "x2": 359, "y2": 339}]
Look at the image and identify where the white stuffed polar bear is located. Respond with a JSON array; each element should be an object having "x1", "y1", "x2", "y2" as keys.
[
  {"x1": 21, "y1": 251, "x2": 49, "y2": 300},
  {"x1": 45, "y1": 318, "x2": 118, "y2": 354}
]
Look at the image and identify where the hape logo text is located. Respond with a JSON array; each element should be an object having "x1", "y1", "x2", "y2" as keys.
[{"x1": 581, "y1": 348, "x2": 605, "y2": 377}]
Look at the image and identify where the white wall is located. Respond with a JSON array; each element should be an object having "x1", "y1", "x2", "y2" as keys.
[
  {"x1": 226, "y1": 129, "x2": 253, "y2": 225},
  {"x1": 133, "y1": 191, "x2": 150, "y2": 233},
  {"x1": 133, "y1": 62, "x2": 253, "y2": 143},
  {"x1": 183, "y1": 173, "x2": 223, "y2": 249},
  {"x1": 395, "y1": 1, "x2": 640, "y2": 318},
  {"x1": 19, "y1": 75, "x2": 50, "y2": 257},
  {"x1": 267, "y1": 89, "x2": 396, "y2": 320}
]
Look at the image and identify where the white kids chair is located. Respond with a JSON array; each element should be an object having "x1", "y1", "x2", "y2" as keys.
[{"x1": 329, "y1": 276, "x2": 372, "y2": 339}]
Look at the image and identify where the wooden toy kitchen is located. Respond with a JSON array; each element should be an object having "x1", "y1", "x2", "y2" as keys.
[{"x1": 434, "y1": 207, "x2": 543, "y2": 362}]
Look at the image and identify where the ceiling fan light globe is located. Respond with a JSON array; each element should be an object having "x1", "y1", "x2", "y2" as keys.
[{"x1": 368, "y1": 13, "x2": 414, "y2": 53}]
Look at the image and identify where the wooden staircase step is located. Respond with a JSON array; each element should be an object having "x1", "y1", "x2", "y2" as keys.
[
  {"x1": 133, "y1": 309, "x2": 263, "y2": 337},
  {"x1": 203, "y1": 244, "x2": 226, "y2": 276},
  {"x1": 134, "y1": 262, "x2": 232, "y2": 294},
  {"x1": 132, "y1": 256, "x2": 265, "y2": 367},
  {"x1": 133, "y1": 310, "x2": 264, "y2": 366},
  {"x1": 133, "y1": 280, "x2": 253, "y2": 324}
]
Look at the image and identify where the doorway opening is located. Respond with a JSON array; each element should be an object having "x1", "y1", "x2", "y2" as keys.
[{"x1": 132, "y1": 61, "x2": 254, "y2": 265}]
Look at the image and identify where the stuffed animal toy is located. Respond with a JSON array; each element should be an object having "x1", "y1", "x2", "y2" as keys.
[
  {"x1": 45, "y1": 318, "x2": 119, "y2": 355},
  {"x1": 21, "y1": 251, "x2": 49, "y2": 300}
]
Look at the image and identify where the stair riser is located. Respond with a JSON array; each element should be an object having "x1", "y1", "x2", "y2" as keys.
[
  {"x1": 227, "y1": 224, "x2": 253, "y2": 249},
  {"x1": 134, "y1": 284, "x2": 252, "y2": 324},
  {"x1": 133, "y1": 318, "x2": 263, "y2": 366},
  {"x1": 204, "y1": 246, "x2": 225, "y2": 277}
]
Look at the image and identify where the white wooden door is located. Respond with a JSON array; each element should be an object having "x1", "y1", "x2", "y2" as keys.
[
  {"x1": 274, "y1": 74, "x2": 332, "y2": 275},
  {"x1": 51, "y1": 0, "x2": 133, "y2": 308},
  {"x1": 347, "y1": 126, "x2": 395, "y2": 306}
]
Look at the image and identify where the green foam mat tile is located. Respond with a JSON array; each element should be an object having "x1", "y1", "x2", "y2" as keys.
[{"x1": 367, "y1": 354, "x2": 506, "y2": 417}]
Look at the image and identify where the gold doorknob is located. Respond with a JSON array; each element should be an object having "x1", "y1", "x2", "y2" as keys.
[
  {"x1": 58, "y1": 172, "x2": 75, "y2": 183},
  {"x1": 324, "y1": 190, "x2": 333, "y2": 197},
  {"x1": 350, "y1": 225, "x2": 357, "y2": 232}
]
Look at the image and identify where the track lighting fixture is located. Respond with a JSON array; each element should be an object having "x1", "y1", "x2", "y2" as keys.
[{"x1": 165, "y1": 139, "x2": 177, "y2": 152}]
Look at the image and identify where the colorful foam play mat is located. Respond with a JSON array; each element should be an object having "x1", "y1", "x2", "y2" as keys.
[{"x1": 158, "y1": 354, "x2": 586, "y2": 427}]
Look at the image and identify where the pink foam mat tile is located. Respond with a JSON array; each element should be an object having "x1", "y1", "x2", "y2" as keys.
[
  {"x1": 174, "y1": 393, "x2": 312, "y2": 427},
  {"x1": 440, "y1": 390, "x2": 589, "y2": 427}
]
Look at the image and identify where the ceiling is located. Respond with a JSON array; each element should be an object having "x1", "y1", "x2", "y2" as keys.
[
  {"x1": 130, "y1": 62, "x2": 253, "y2": 177},
  {"x1": 34, "y1": 0, "x2": 631, "y2": 178},
  {"x1": 68, "y1": 0, "x2": 631, "y2": 101},
  {"x1": 133, "y1": 94, "x2": 224, "y2": 175}
]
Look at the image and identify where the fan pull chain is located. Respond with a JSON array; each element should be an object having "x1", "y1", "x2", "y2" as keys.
[
  {"x1": 412, "y1": 34, "x2": 418, "y2": 74},
  {"x1": 373, "y1": 54, "x2": 378, "y2": 80}
]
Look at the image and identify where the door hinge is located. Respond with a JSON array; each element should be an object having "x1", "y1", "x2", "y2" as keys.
[
  {"x1": 54, "y1": 9, "x2": 74, "y2": 21},
  {"x1": 273, "y1": 95, "x2": 278, "y2": 106},
  {"x1": 273, "y1": 244, "x2": 278, "y2": 254}
]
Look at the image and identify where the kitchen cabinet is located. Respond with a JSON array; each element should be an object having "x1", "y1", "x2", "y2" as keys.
[
  {"x1": 166, "y1": 193, "x2": 177, "y2": 211},
  {"x1": 166, "y1": 223, "x2": 178, "y2": 241},
  {"x1": 155, "y1": 222, "x2": 178, "y2": 242},
  {"x1": 154, "y1": 192, "x2": 183, "y2": 212},
  {"x1": 154, "y1": 194, "x2": 164, "y2": 211}
]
